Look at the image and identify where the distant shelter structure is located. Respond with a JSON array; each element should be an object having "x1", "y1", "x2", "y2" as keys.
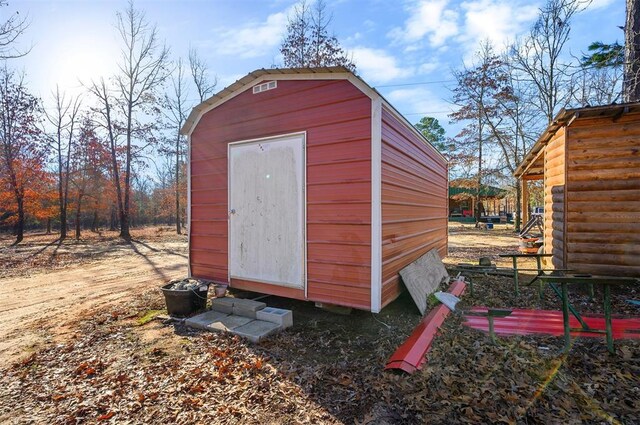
[{"x1": 448, "y1": 181, "x2": 512, "y2": 221}]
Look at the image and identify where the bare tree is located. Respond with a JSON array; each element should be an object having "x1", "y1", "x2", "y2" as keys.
[
  {"x1": 188, "y1": 48, "x2": 216, "y2": 103},
  {"x1": 450, "y1": 42, "x2": 503, "y2": 226},
  {"x1": 163, "y1": 58, "x2": 189, "y2": 234},
  {"x1": 281, "y1": 0, "x2": 356, "y2": 71},
  {"x1": 625, "y1": 0, "x2": 640, "y2": 101},
  {"x1": 572, "y1": 64, "x2": 623, "y2": 105},
  {"x1": 500, "y1": 66, "x2": 540, "y2": 231},
  {"x1": 511, "y1": 0, "x2": 586, "y2": 124},
  {"x1": 88, "y1": 1, "x2": 169, "y2": 240},
  {"x1": 0, "y1": 1, "x2": 30, "y2": 59},
  {"x1": 282, "y1": 0, "x2": 312, "y2": 68},
  {"x1": 467, "y1": 44, "x2": 539, "y2": 231},
  {"x1": 69, "y1": 117, "x2": 92, "y2": 240},
  {"x1": 44, "y1": 86, "x2": 82, "y2": 240},
  {"x1": 572, "y1": 40, "x2": 624, "y2": 105},
  {"x1": 69, "y1": 115, "x2": 109, "y2": 239}
]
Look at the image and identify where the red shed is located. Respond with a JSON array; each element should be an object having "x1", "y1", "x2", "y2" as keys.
[{"x1": 181, "y1": 67, "x2": 448, "y2": 312}]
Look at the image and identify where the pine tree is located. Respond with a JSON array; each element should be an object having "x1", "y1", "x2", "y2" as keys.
[{"x1": 280, "y1": 0, "x2": 355, "y2": 71}]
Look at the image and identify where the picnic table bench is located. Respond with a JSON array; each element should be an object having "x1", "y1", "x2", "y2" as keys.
[
  {"x1": 450, "y1": 264, "x2": 516, "y2": 296},
  {"x1": 452, "y1": 254, "x2": 570, "y2": 297},
  {"x1": 498, "y1": 253, "x2": 564, "y2": 296},
  {"x1": 537, "y1": 274, "x2": 640, "y2": 353}
]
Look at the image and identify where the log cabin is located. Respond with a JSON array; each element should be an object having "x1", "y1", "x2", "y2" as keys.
[{"x1": 515, "y1": 103, "x2": 640, "y2": 277}]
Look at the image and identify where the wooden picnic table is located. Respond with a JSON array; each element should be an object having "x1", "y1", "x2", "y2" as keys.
[
  {"x1": 498, "y1": 253, "x2": 553, "y2": 296},
  {"x1": 537, "y1": 274, "x2": 640, "y2": 353}
]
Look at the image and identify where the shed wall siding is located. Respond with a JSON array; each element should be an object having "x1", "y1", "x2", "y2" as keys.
[
  {"x1": 380, "y1": 107, "x2": 448, "y2": 308},
  {"x1": 190, "y1": 79, "x2": 372, "y2": 309},
  {"x1": 564, "y1": 113, "x2": 640, "y2": 276},
  {"x1": 543, "y1": 127, "x2": 566, "y2": 268}
]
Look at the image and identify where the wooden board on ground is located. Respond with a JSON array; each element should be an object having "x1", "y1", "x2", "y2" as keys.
[{"x1": 399, "y1": 249, "x2": 449, "y2": 315}]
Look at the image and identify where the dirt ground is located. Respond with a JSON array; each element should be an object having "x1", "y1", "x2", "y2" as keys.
[
  {"x1": 0, "y1": 224, "x2": 638, "y2": 424},
  {"x1": 0, "y1": 227, "x2": 188, "y2": 363}
]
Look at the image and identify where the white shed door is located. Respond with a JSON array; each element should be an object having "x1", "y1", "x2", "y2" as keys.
[{"x1": 228, "y1": 134, "x2": 305, "y2": 289}]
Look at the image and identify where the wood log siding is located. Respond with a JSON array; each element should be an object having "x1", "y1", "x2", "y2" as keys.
[
  {"x1": 564, "y1": 112, "x2": 640, "y2": 277},
  {"x1": 543, "y1": 127, "x2": 566, "y2": 268},
  {"x1": 380, "y1": 107, "x2": 448, "y2": 308}
]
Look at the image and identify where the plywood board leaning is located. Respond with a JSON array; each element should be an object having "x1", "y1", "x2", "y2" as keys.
[{"x1": 399, "y1": 248, "x2": 449, "y2": 315}]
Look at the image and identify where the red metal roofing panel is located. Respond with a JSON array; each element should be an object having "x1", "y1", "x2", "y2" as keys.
[
  {"x1": 385, "y1": 280, "x2": 466, "y2": 373},
  {"x1": 464, "y1": 307, "x2": 640, "y2": 339}
]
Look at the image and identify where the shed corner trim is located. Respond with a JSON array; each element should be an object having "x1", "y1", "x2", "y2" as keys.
[{"x1": 371, "y1": 97, "x2": 382, "y2": 313}]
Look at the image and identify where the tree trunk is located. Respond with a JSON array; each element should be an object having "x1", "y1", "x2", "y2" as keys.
[
  {"x1": 475, "y1": 116, "x2": 483, "y2": 227},
  {"x1": 15, "y1": 198, "x2": 24, "y2": 244},
  {"x1": 91, "y1": 209, "x2": 98, "y2": 232},
  {"x1": 59, "y1": 206, "x2": 67, "y2": 240},
  {"x1": 110, "y1": 203, "x2": 117, "y2": 231},
  {"x1": 625, "y1": 0, "x2": 640, "y2": 102},
  {"x1": 120, "y1": 101, "x2": 133, "y2": 241},
  {"x1": 120, "y1": 210, "x2": 130, "y2": 239},
  {"x1": 176, "y1": 152, "x2": 181, "y2": 235},
  {"x1": 46, "y1": 218, "x2": 51, "y2": 234},
  {"x1": 75, "y1": 194, "x2": 83, "y2": 240},
  {"x1": 57, "y1": 130, "x2": 68, "y2": 241}
]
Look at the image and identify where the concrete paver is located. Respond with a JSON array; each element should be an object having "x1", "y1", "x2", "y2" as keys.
[
  {"x1": 184, "y1": 310, "x2": 229, "y2": 330},
  {"x1": 232, "y1": 299, "x2": 267, "y2": 319},
  {"x1": 256, "y1": 307, "x2": 293, "y2": 328},
  {"x1": 207, "y1": 315, "x2": 254, "y2": 332},
  {"x1": 233, "y1": 320, "x2": 281, "y2": 343},
  {"x1": 184, "y1": 301, "x2": 293, "y2": 343},
  {"x1": 211, "y1": 297, "x2": 235, "y2": 314}
]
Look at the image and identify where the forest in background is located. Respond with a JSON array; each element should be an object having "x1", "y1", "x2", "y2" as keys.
[{"x1": 0, "y1": 0, "x2": 635, "y2": 243}]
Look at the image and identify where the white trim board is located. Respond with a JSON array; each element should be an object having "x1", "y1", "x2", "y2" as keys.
[
  {"x1": 370, "y1": 98, "x2": 382, "y2": 313},
  {"x1": 187, "y1": 133, "x2": 192, "y2": 278}
]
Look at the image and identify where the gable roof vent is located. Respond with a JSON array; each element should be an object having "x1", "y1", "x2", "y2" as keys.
[{"x1": 253, "y1": 81, "x2": 277, "y2": 94}]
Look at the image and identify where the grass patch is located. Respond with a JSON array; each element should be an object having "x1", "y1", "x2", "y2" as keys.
[{"x1": 136, "y1": 309, "x2": 165, "y2": 326}]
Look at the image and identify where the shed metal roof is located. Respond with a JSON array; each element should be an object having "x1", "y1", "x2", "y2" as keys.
[
  {"x1": 449, "y1": 185, "x2": 507, "y2": 199},
  {"x1": 180, "y1": 66, "x2": 447, "y2": 162}
]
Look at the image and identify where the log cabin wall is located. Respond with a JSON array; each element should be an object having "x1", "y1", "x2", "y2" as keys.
[
  {"x1": 543, "y1": 127, "x2": 566, "y2": 268},
  {"x1": 564, "y1": 113, "x2": 640, "y2": 277}
]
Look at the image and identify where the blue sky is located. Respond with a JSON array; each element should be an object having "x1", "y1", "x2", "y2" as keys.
[{"x1": 6, "y1": 0, "x2": 623, "y2": 137}]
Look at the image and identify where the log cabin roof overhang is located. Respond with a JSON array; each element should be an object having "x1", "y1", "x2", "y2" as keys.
[{"x1": 514, "y1": 102, "x2": 640, "y2": 179}]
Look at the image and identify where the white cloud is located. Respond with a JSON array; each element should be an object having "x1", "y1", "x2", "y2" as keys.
[
  {"x1": 458, "y1": 0, "x2": 538, "y2": 51},
  {"x1": 215, "y1": 11, "x2": 288, "y2": 59},
  {"x1": 389, "y1": 0, "x2": 459, "y2": 48},
  {"x1": 351, "y1": 47, "x2": 413, "y2": 84},
  {"x1": 385, "y1": 87, "x2": 453, "y2": 122},
  {"x1": 388, "y1": 0, "x2": 538, "y2": 59},
  {"x1": 418, "y1": 61, "x2": 440, "y2": 74},
  {"x1": 588, "y1": 0, "x2": 615, "y2": 10}
]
